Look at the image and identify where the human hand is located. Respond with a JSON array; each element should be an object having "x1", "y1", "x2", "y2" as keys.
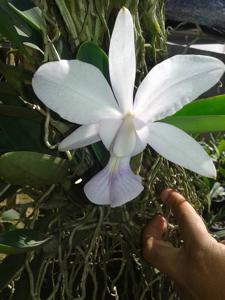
[{"x1": 142, "y1": 189, "x2": 225, "y2": 300}]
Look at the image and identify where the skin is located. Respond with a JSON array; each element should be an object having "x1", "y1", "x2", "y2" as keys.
[{"x1": 142, "y1": 189, "x2": 225, "y2": 300}]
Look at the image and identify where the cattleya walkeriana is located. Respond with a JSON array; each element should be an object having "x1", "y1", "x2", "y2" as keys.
[{"x1": 32, "y1": 7, "x2": 225, "y2": 207}]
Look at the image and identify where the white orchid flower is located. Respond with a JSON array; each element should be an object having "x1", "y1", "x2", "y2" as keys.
[{"x1": 32, "y1": 7, "x2": 225, "y2": 207}]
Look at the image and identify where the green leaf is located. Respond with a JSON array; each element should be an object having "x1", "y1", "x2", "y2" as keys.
[
  {"x1": 0, "y1": 1, "x2": 25, "y2": 50},
  {"x1": 0, "y1": 105, "x2": 42, "y2": 122},
  {"x1": 0, "y1": 0, "x2": 34, "y2": 61},
  {"x1": 217, "y1": 139, "x2": 225, "y2": 155},
  {"x1": 9, "y1": 0, "x2": 46, "y2": 32},
  {"x1": 0, "y1": 119, "x2": 44, "y2": 153},
  {"x1": 0, "y1": 103, "x2": 69, "y2": 137},
  {"x1": 163, "y1": 95, "x2": 225, "y2": 133},
  {"x1": 0, "y1": 94, "x2": 52, "y2": 153},
  {"x1": 76, "y1": 41, "x2": 110, "y2": 81},
  {"x1": 0, "y1": 151, "x2": 69, "y2": 186},
  {"x1": 0, "y1": 229, "x2": 51, "y2": 254},
  {"x1": 76, "y1": 42, "x2": 110, "y2": 166},
  {"x1": 0, "y1": 116, "x2": 46, "y2": 153},
  {"x1": 0, "y1": 254, "x2": 26, "y2": 289},
  {"x1": 163, "y1": 115, "x2": 225, "y2": 133},
  {"x1": 0, "y1": 0, "x2": 42, "y2": 64},
  {"x1": 174, "y1": 94, "x2": 225, "y2": 116}
]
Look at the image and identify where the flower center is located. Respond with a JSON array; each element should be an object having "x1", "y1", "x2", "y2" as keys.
[{"x1": 124, "y1": 113, "x2": 134, "y2": 128}]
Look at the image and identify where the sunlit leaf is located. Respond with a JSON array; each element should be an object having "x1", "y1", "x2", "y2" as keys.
[
  {"x1": 163, "y1": 95, "x2": 225, "y2": 133},
  {"x1": 163, "y1": 115, "x2": 225, "y2": 133},
  {"x1": 175, "y1": 94, "x2": 225, "y2": 116}
]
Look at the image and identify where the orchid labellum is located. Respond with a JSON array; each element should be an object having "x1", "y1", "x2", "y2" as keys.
[{"x1": 32, "y1": 8, "x2": 225, "y2": 207}]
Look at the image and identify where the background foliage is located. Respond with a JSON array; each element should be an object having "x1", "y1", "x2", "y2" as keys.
[{"x1": 0, "y1": 0, "x2": 225, "y2": 299}]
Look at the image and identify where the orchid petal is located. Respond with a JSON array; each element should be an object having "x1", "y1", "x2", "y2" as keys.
[
  {"x1": 84, "y1": 156, "x2": 143, "y2": 207},
  {"x1": 144, "y1": 122, "x2": 216, "y2": 178},
  {"x1": 132, "y1": 135, "x2": 146, "y2": 156},
  {"x1": 32, "y1": 60, "x2": 121, "y2": 125},
  {"x1": 58, "y1": 124, "x2": 100, "y2": 151},
  {"x1": 99, "y1": 118, "x2": 123, "y2": 150},
  {"x1": 109, "y1": 7, "x2": 135, "y2": 114},
  {"x1": 113, "y1": 116, "x2": 136, "y2": 157},
  {"x1": 134, "y1": 55, "x2": 225, "y2": 122},
  {"x1": 132, "y1": 118, "x2": 148, "y2": 156}
]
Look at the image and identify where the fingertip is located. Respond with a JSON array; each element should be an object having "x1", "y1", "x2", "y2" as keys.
[
  {"x1": 160, "y1": 188, "x2": 174, "y2": 203},
  {"x1": 160, "y1": 189, "x2": 186, "y2": 207},
  {"x1": 143, "y1": 215, "x2": 167, "y2": 241}
]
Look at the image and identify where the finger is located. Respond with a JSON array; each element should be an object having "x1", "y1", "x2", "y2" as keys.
[
  {"x1": 143, "y1": 215, "x2": 167, "y2": 241},
  {"x1": 161, "y1": 189, "x2": 210, "y2": 247},
  {"x1": 143, "y1": 215, "x2": 181, "y2": 279}
]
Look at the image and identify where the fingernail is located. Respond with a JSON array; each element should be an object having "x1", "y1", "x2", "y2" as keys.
[{"x1": 160, "y1": 189, "x2": 169, "y2": 203}]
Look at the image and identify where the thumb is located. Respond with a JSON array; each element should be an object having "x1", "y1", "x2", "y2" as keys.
[{"x1": 143, "y1": 215, "x2": 181, "y2": 279}]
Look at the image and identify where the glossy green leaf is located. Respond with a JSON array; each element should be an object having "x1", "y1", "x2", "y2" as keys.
[
  {"x1": 163, "y1": 115, "x2": 225, "y2": 133},
  {"x1": 174, "y1": 94, "x2": 225, "y2": 116},
  {"x1": 0, "y1": 229, "x2": 51, "y2": 254},
  {"x1": 0, "y1": 151, "x2": 69, "y2": 186},
  {"x1": 163, "y1": 94, "x2": 225, "y2": 133},
  {"x1": 76, "y1": 42, "x2": 110, "y2": 166},
  {"x1": 76, "y1": 41, "x2": 110, "y2": 81},
  {"x1": 0, "y1": 254, "x2": 26, "y2": 289}
]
